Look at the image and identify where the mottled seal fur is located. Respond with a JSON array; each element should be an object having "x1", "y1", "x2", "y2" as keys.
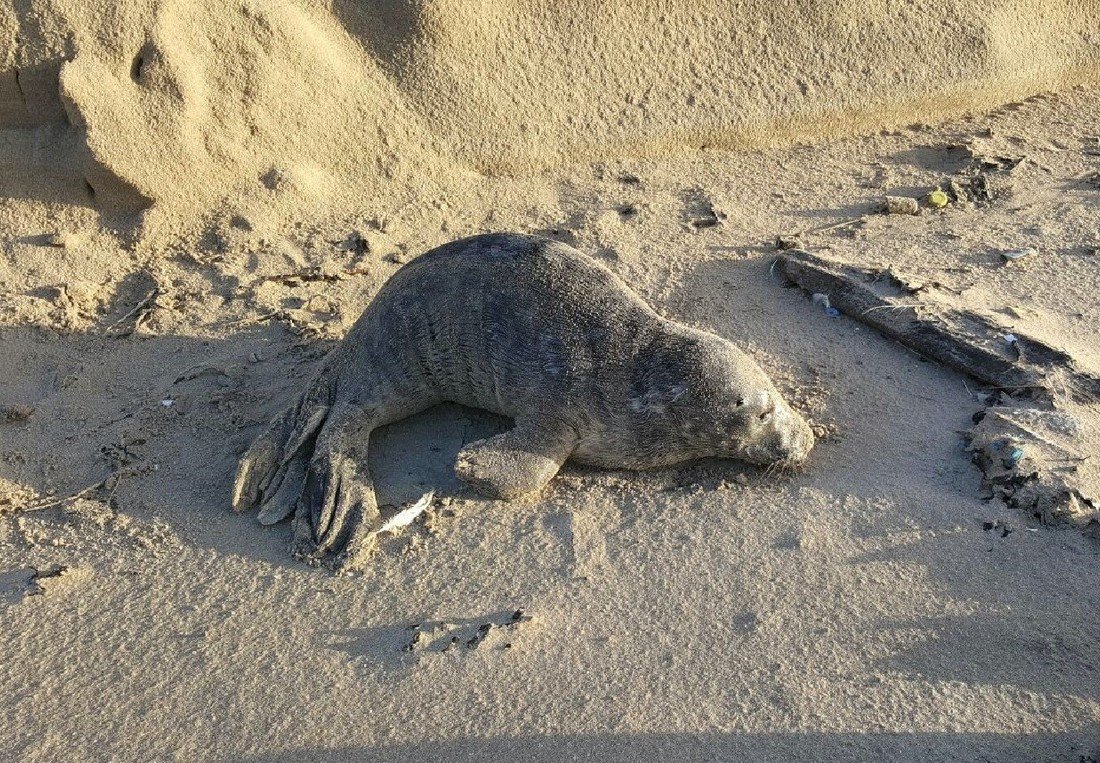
[{"x1": 233, "y1": 233, "x2": 814, "y2": 569}]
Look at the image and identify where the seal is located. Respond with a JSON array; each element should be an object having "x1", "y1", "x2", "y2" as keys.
[{"x1": 232, "y1": 233, "x2": 814, "y2": 569}]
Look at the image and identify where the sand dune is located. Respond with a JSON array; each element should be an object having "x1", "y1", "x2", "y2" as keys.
[{"x1": 3, "y1": 0, "x2": 1099, "y2": 212}]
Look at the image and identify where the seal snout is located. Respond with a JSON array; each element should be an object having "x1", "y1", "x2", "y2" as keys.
[
  {"x1": 774, "y1": 415, "x2": 815, "y2": 466},
  {"x1": 743, "y1": 404, "x2": 815, "y2": 468}
]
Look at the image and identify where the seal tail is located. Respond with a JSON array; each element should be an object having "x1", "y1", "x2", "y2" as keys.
[{"x1": 232, "y1": 374, "x2": 334, "y2": 523}]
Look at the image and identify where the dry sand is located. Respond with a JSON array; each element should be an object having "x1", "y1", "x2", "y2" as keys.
[{"x1": 2, "y1": 1, "x2": 1100, "y2": 761}]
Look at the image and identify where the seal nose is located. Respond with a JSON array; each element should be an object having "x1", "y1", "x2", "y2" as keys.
[{"x1": 779, "y1": 415, "x2": 815, "y2": 464}]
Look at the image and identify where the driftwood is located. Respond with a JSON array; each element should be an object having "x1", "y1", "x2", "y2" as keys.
[
  {"x1": 777, "y1": 249, "x2": 1100, "y2": 403},
  {"x1": 778, "y1": 249, "x2": 1099, "y2": 536}
]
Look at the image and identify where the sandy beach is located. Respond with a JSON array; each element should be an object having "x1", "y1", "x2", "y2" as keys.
[{"x1": 2, "y1": 2, "x2": 1099, "y2": 760}]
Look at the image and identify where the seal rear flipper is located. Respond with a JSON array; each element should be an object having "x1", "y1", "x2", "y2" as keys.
[
  {"x1": 292, "y1": 405, "x2": 385, "y2": 572},
  {"x1": 232, "y1": 376, "x2": 335, "y2": 513}
]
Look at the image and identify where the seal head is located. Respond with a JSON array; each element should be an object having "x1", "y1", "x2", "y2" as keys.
[{"x1": 630, "y1": 329, "x2": 815, "y2": 468}]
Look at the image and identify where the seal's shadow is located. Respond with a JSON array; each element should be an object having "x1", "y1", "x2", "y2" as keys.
[
  {"x1": 0, "y1": 322, "x2": 542, "y2": 567},
  {"x1": 370, "y1": 403, "x2": 509, "y2": 509}
]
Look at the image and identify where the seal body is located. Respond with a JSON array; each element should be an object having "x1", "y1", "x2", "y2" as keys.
[{"x1": 233, "y1": 233, "x2": 814, "y2": 568}]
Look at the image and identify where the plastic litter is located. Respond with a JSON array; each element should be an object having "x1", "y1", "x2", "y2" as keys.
[
  {"x1": 811, "y1": 293, "x2": 840, "y2": 318},
  {"x1": 927, "y1": 189, "x2": 950, "y2": 209},
  {"x1": 983, "y1": 438, "x2": 1025, "y2": 470}
]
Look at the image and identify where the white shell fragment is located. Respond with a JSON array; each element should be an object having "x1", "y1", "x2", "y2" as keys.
[
  {"x1": 375, "y1": 491, "x2": 434, "y2": 535},
  {"x1": 1000, "y1": 247, "x2": 1036, "y2": 261}
]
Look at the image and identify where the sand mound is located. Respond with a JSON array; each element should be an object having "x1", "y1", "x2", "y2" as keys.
[
  {"x1": 348, "y1": 0, "x2": 1100, "y2": 170},
  {"x1": 3, "y1": 0, "x2": 460, "y2": 214},
  {"x1": 2, "y1": 0, "x2": 1098, "y2": 214}
]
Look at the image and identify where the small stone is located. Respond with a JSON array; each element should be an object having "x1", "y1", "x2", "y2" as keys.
[
  {"x1": 361, "y1": 231, "x2": 398, "y2": 259},
  {"x1": 47, "y1": 231, "x2": 81, "y2": 248},
  {"x1": 346, "y1": 230, "x2": 370, "y2": 254},
  {"x1": 64, "y1": 280, "x2": 101, "y2": 305},
  {"x1": 31, "y1": 564, "x2": 92, "y2": 595},
  {"x1": 229, "y1": 214, "x2": 253, "y2": 231},
  {"x1": 1, "y1": 405, "x2": 34, "y2": 423},
  {"x1": 366, "y1": 216, "x2": 391, "y2": 233},
  {"x1": 260, "y1": 167, "x2": 285, "y2": 190},
  {"x1": 947, "y1": 179, "x2": 971, "y2": 203},
  {"x1": 883, "y1": 195, "x2": 920, "y2": 215},
  {"x1": 1000, "y1": 247, "x2": 1036, "y2": 262}
]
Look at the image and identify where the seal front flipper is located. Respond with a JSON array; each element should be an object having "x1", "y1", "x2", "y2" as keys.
[{"x1": 455, "y1": 418, "x2": 578, "y2": 499}]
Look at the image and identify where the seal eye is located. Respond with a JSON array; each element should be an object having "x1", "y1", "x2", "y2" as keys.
[
  {"x1": 735, "y1": 398, "x2": 745, "y2": 407},
  {"x1": 758, "y1": 399, "x2": 776, "y2": 422}
]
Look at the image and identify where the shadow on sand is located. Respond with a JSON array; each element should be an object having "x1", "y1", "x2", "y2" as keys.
[{"x1": 230, "y1": 730, "x2": 1098, "y2": 763}]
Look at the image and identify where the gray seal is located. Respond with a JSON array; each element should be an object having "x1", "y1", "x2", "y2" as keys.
[{"x1": 233, "y1": 233, "x2": 814, "y2": 569}]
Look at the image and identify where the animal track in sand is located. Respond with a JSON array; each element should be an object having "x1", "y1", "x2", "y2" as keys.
[{"x1": 328, "y1": 609, "x2": 534, "y2": 671}]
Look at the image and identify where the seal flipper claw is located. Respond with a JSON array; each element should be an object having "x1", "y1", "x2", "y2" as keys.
[
  {"x1": 301, "y1": 458, "x2": 382, "y2": 567},
  {"x1": 232, "y1": 401, "x2": 329, "y2": 513},
  {"x1": 335, "y1": 519, "x2": 380, "y2": 575},
  {"x1": 315, "y1": 460, "x2": 378, "y2": 557},
  {"x1": 280, "y1": 406, "x2": 330, "y2": 467},
  {"x1": 232, "y1": 423, "x2": 285, "y2": 511},
  {"x1": 288, "y1": 404, "x2": 391, "y2": 566},
  {"x1": 256, "y1": 451, "x2": 308, "y2": 525},
  {"x1": 290, "y1": 502, "x2": 316, "y2": 561}
]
